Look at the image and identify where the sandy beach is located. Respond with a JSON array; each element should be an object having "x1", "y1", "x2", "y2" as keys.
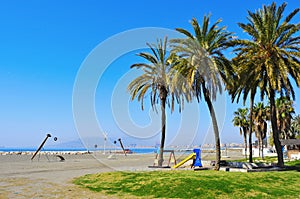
[
  {"x1": 0, "y1": 150, "x2": 243, "y2": 198},
  {"x1": 0, "y1": 152, "x2": 156, "y2": 198}
]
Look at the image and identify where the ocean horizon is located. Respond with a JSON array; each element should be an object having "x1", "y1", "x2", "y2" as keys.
[
  {"x1": 0, "y1": 147, "x2": 157, "y2": 154},
  {"x1": 0, "y1": 147, "x2": 242, "y2": 154}
]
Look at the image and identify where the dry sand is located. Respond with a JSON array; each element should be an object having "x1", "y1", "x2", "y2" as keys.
[
  {"x1": 0, "y1": 152, "x2": 155, "y2": 199},
  {"x1": 0, "y1": 150, "x2": 243, "y2": 198}
]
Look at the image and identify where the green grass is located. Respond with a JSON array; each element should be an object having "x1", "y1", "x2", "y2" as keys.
[
  {"x1": 73, "y1": 168, "x2": 300, "y2": 199},
  {"x1": 285, "y1": 160, "x2": 300, "y2": 168}
]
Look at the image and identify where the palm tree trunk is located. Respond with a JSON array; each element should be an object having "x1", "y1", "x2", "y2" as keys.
[
  {"x1": 202, "y1": 84, "x2": 220, "y2": 170},
  {"x1": 261, "y1": 136, "x2": 264, "y2": 159},
  {"x1": 249, "y1": 91, "x2": 254, "y2": 163},
  {"x1": 242, "y1": 127, "x2": 247, "y2": 160},
  {"x1": 278, "y1": 120, "x2": 282, "y2": 140},
  {"x1": 259, "y1": 135, "x2": 263, "y2": 158},
  {"x1": 269, "y1": 89, "x2": 284, "y2": 167},
  {"x1": 158, "y1": 88, "x2": 167, "y2": 167}
]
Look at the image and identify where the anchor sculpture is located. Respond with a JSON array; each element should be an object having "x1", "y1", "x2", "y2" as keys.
[
  {"x1": 31, "y1": 133, "x2": 52, "y2": 160},
  {"x1": 118, "y1": 138, "x2": 127, "y2": 156}
]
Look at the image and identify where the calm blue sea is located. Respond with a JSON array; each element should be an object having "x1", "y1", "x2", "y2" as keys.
[{"x1": 0, "y1": 148, "x2": 156, "y2": 154}]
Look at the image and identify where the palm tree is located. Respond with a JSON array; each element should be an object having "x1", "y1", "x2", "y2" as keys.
[
  {"x1": 128, "y1": 37, "x2": 176, "y2": 167},
  {"x1": 230, "y1": 2, "x2": 300, "y2": 167},
  {"x1": 290, "y1": 115, "x2": 300, "y2": 146},
  {"x1": 291, "y1": 115, "x2": 300, "y2": 138},
  {"x1": 275, "y1": 97, "x2": 295, "y2": 140},
  {"x1": 253, "y1": 102, "x2": 269, "y2": 158},
  {"x1": 228, "y1": 63, "x2": 258, "y2": 163},
  {"x1": 170, "y1": 15, "x2": 233, "y2": 170},
  {"x1": 232, "y1": 108, "x2": 249, "y2": 159}
]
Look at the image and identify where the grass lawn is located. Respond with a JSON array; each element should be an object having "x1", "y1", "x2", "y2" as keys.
[
  {"x1": 286, "y1": 159, "x2": 300, "y2": 168},
  {"x1": 74, "y1": 161, "x2": 300, "y2": 199}
]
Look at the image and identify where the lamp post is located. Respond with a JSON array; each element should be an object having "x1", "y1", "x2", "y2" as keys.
[{"x1": 103, "y1": 132, "x2": 107, "y2": 154}]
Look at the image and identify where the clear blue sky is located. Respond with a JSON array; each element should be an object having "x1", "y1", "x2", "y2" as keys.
[{"x1": 0, "y1": 0, "x2": 299, "y2": 148}]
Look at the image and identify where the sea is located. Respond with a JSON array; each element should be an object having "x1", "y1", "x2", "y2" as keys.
[{"x1": 0, "y1": 147, "x2": 157, "y2": 154}]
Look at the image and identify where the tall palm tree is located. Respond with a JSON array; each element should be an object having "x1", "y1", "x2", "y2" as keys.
[
  {"x1": 232, "y1": 108, "x2": 249, "y2": 159},
  {"x1": 228, "y1": 63, "x2": 258, "y2": 163},
  {"x1": 230, "y1": 2, "x2": 300, "y2": 167},
  {"x1": 253, "y1": 102, "x2": 269, "y2": 158},
  {"x1": 170, "y1": 15, "x2": 233, "y2": 170},
  {"x1": 128, "y1": 37, "x2": 176, "y2": 167}
]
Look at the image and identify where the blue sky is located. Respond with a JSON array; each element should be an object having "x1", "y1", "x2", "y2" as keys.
[{"x1": 0, "y1": 0, "x2": 299, "y2": 148}]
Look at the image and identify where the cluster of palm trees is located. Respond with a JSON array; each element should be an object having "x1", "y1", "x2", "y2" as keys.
[
  {"x1": 127, "y1": 2, "x2": 300, "y2": 170},
  {"x1": 290, "y1": 115, "x2": 300, "y2": 140},
  {"x1": 233, "y1": 97, "x2": 296, "y2": 161}
]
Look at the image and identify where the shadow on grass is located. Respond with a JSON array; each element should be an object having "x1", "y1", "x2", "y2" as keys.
[{"x1": 285, "y1": 160, "x2": 300, "y2": 171}]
